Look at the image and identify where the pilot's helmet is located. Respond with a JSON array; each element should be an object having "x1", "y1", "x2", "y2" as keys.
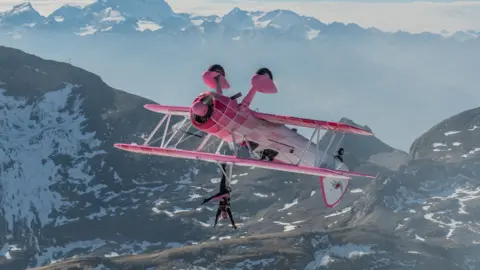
[{"x1": 338, "y1": 148, "x2": 344, "y2": 155}]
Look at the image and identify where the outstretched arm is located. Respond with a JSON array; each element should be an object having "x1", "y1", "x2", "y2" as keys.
[
  {"x1": 202, "y1": 191, "x2": 230, "y2": 205},
  {"x1": 227, "y1": 208, "x2": 237, "y2": 229},
  {"x1": 213, "y1": 208, "x2": 221, "y2": 228},
  {"x1": 202, "y1": 194, "x2": 216, "y2": 205}
]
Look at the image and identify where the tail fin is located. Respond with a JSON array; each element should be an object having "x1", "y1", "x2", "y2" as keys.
[{"x1": 320, "y1": 176, "x2": 350, "y2": 208}]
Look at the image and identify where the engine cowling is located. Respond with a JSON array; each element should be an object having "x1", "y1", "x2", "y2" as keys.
[{"x1": 190, "y1": 92, "x2": 238, "y2": 135}]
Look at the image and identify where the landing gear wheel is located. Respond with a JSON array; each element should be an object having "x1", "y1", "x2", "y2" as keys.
[
  {"x1": 208, "y1": 64, "x2": 226, "y2": 77},
  {"x1": 256, "y1": 68, "x2": 273, "y2": 80}
]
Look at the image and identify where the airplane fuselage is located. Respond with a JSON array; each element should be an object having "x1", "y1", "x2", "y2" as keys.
[{"x1": 190, "y1": 91, "x2": 345, "y2": 170}]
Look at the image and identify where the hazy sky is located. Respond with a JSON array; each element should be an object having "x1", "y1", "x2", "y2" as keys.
[{"x1": 0, "y1": 0, "x2": 479, "y2": 33}]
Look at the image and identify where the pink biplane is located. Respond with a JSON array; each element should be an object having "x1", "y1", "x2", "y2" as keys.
[{"x1": 114, "y1": 65, "x2": 377, "y2": 208}]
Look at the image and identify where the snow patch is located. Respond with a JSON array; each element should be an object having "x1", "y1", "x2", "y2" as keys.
[
  {"x1": 461, "y1": 147, "x2": 480, "y2": 158},
  {"x1": 255, "y1": 19, "x2": 271, "y2": 28},
  {"x1": 136, "y1": 20, "x2": 162, "y2": 32},
  {"x1": 424, "y1": 212, "x2": 463, "y2": 239},
  {"x1": 101, "y1": 26, "x2": 113, "y2": 32},
  {"x1": 0, "y1": 244, "x2": 22, "y2": 260},
  {"x1": 305, "y1": 244, "x2": 374, "y2": 269},
  {"x1": 54, "y1": 16, "x2": 64, "y2": 22},
  {"x1": 188, "y1": 193, "x2": 202, "y2": 201},
  {"x1": 444, "y1": 131, "x2": 461, "y2": 136},
  {"x1": 173, "y1": 206, "x2": 192, "y2": 214},
  {"x1": 452, "y1": 142, "x2": 462, "y2": 146},
  {"x1": 273, "y1": 220, "x2": 305, "y2": 232},
  {"x1": 433, "y1": 142, "x2": 447, "y2": 147},
  {"x1": 415, "y1": 234, "x2": 425, "y2": 241},
  {"x1": 307, "y1": 29, "x2": 320, "y2": 40},
  {"x1": 104, "y1": 252, "x2": 119, "y2": 257},
  {"x1": 0, "y1": 84, "x2": 104, "y2": 234},
  {"x1": 100, "y1": 8, "x2": 125, "y2": 22},
  {"x1": 325, "y1": 207, "x2": 352, "y2": 218},
  {"x1": 254, "y1": 193, "x2": 268, "y2": 198},
  {"x1": 191, "y1": 19, "x2": 204, "y2": 26},
  {"x1": 76, "y1": 25, "x2": 97, "y2": 36},
  {"x1": 278, "y1": 198, "x2": 298, "y2": 211},
  {"x1": 350, "y1": 189, "x2": 363, "y2": 193}
]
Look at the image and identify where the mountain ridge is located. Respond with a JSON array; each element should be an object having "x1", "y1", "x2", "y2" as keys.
[{"x1": 0, "y1": 0, "x2": 478, "y2": 41}]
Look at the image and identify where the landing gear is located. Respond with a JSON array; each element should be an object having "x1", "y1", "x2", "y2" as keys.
[
  {"x1": 256, "y1": 67, "x2": 273, "y2": 80},
  {"x1": 208, "y1": 64, "x2": 226, "y2": 77}
]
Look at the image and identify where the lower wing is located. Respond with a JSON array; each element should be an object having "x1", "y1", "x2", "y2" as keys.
[{"x1": 114, "y1": 143, "x2": 360, "y2": 179}]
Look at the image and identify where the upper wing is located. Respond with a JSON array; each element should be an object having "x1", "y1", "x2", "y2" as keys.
[
  {"x1": 252, "y1": 111, "x2": 374, "y2": 136},
  {"x1": 144, "y1": 104, "x2": 190, "y2": 116},
  {"x1": 114, "y1": 143, "x2": 354, "y2": 179}
]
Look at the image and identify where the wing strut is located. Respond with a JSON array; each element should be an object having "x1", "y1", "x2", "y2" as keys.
[
  {"x1": 144, "y1": 114, "x2": 169, "y2": 146},
  {"x1": 164, "y1": 117, "x2": 188, "y2": 147},
  {"x1": 296, "y1": 128, "x2": 319, "y2": 166},
  {"x1": 319, "y1": 132, "x2": 336, "y2": 167},
  {"x1": 160, "y1": 114, "x2": 172, "y2": 147},
  {"x1": 314, "y1": 129, "x2": 322, "y2": 167},
  {"x1": 196, "y1": 134, "x2": 212, "y2": 151}
]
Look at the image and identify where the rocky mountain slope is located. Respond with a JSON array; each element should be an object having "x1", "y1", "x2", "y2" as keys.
[
  {"x1": 410, "y1": 106, "x2": 480, "y2": 163},
  {"x1": 0, "y1": 45, "x2": 219, "y2": 269},
  {"x1": 1, "y1": 46, "x2": 480, "y2": 270}
]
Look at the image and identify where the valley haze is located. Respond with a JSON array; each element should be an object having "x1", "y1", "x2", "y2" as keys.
[{"x1": 0, "y1": 0, "x2": 478, "y2": 151}]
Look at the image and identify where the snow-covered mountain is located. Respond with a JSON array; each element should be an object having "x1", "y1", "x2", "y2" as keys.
[
  {"x1": 0, "y1": 2, "x2": 42, "y2": 27},
  {"x1": 1, "y1": 45, "x2": 480, "y2": 269},
  {"x1": 0, "y1": 0, "x2": 477, "y2": 41}
]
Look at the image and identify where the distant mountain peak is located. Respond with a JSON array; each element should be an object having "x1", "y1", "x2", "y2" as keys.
[
  {"x1": 83, "y1": 0, "x2": 174, "y2": 22},
  {"x1": 339, "y1": 117, "x2": 373, "y2": 133},
  {"x1": 10, "y1": 2, "x2": 33, "y2": 12},
  {"x1": 0, "y1": 1, "x2": 44, "y2": 25},
  {"x1": 3, "y1": 2, "x2": 36, "y2": 16}
]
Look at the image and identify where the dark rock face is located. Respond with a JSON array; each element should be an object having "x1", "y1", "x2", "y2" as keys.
[
  {"x1": 1, "y1": 45, "x2": 480, "y2": 270},
  {"x1": 0, "y1": 45, "x2": 215, "y2": 269}
]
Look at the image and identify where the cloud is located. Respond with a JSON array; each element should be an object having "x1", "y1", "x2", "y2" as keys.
[{"x1": 0, "y1": 0, "x2": 479, "y2": 33}]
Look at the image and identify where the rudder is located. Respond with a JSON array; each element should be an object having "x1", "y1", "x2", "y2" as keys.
[{"x1": 320, "y1": 176, "x2": 350, "y2": 208}]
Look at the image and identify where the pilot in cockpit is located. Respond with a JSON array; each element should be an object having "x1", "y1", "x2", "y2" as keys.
[{"x1": 334, "y1": 148, "x2": 344, "y2": 163}]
